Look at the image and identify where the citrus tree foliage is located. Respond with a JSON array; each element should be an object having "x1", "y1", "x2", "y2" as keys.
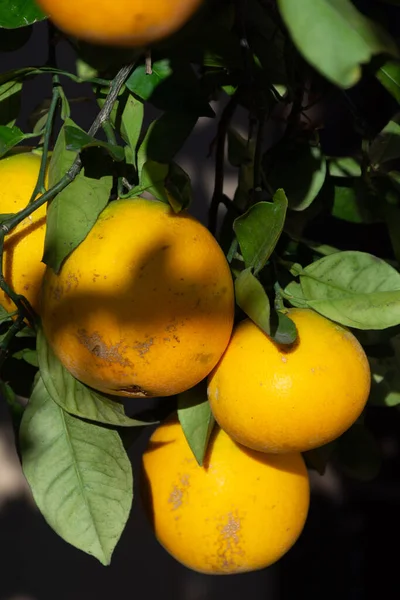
[{"x1": 1, "y1": 0, "x2": 400, "y2": 563}]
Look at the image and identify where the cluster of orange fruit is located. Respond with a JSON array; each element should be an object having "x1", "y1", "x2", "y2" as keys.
[{"x1": 1, "y1": 152, "x2": 371, "y2": 574}]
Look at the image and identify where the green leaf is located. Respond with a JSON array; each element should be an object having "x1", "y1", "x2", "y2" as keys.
[
  {"x1": 0, "y1": 380, "x2": 24, "y2": 428},
  {"x1": 335, "y1": 422, "x2": 381, "y2": 482},
  {"x1": 277, "y1": 0, "x2": 399, "y2": 88},
  {"x1": 165, "y1": 162, "x2": 193, "y2": 212},
  {"x1": 227, "y1": 128, "x2": 253, "y2": 168},
  {"x1": 0, "y1": 125, "x2": 28, "y2": 157},
  {"x1": 20, "y1": 376, "x2": 133, "y2": 565},
  {"x1": 368, "y1": 343, "x2": 400, "y2": 407},
  {"x1": 233, "y1": 191, "x2": 288, "y2": 275},
  {"x1": 126, "y1": 59, "x2": 173, "y2": 100},
  {"x1": 235, "y1": 268, "x2": 271, "y2": 335},
  {"x1": 376, "y1": 60, "x2": 400, "y2": 104},
  {"x1": 299, "y1": 251, "x2": 400, "y2": 329},
  {"x1": 283, "y1": 281, "x2": 309, "y2": 308},
  {"x1": 271, "y1": 311, "x2": 298, "y2": 345},
  {"x1": 332, "y1": 185, "x2": 366, "y2": 223},
  {"x1": 369, "y1": 118, "x2": 400, "y2": 165},
  {"x1": 120, "y1": 94, "x2": 144, "y2": 168},
  {"x1": 64, "y1": 125, "x2": 124, "y2": 162},
  {"x1": 127, "y1": 59, "x2": 213, "y2": 117},
  {"x1": 0, "y1": 0, "x2": 46, "y2": 28},
  {"x1": 0, "y1": 305, "x2": 14, "y2": 324},
  {"x1": 13, "y1": 348, "x2": 38, "y2": 367},
  {"x1": 0, "y1": 80, "x2": 22, "y2": 126},
  {"x1": 37, "y1": 327, "x2": 151, "y2": 428},
  {"x1": 137, "y1": 112, "x2": 198, "y2": 169},
  {"x1": 328, "y1": 157, "x2": 361, "y2": 178},
  {"x1": 129, "y1": 160, "x2": 169, "y2": 202},
  {"x1": 0, "y1": 66, "x2": 109, "y2": 88},
  {"x1": 303, "y1": 441, "x2": 337, "y2": 475},
  {"x1": 267, "y1": 144, "x2": 326, "y2": 211},
  {"x1": 43, "y1": 120, "x2": 112, "y2": 272},
  {"x1": 178, "y1": 382, "x2": 215, "y2": 466},
  {"x1": 16, "y1": 326, "x2": 36, "y2": 338}
]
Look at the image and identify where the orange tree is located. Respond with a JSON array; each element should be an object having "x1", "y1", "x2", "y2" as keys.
[{"x1": 1, "y1": 0, "x2": 400, "y2": 570}]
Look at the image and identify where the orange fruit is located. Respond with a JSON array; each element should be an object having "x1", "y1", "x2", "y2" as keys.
[
  {"x1": 36, "y1": 0, "x2": 203, "y2": 47},
  {"x1": 141, "y1": 415, "x2": 310, "y2": 574},
  {"x1": 41, "y1": 198, "x2": 234, "y2": 398},
  {"x1": 0, "y1": 152, "x2": 47, "y2": 315},
  {"x1": 208, "y1": 309, "x2": 371, "y2": 454}
]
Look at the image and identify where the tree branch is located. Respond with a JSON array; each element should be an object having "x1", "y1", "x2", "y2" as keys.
[{"x1": 208, "y1": 94, "x2": 239, "y2": 236}]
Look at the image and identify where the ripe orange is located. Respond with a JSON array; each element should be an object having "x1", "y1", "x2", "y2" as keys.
[
  {"x1": 208, "y1": 309, "x2": 371, "y2": 454},
  {"x1": 141, "y1": 415, "x2": 310, "y2": 574},
  {"x1": 0, "y1": 152, "x2": 47, "y2": 315},
  {"x1": 36, "y1": 0, "x2": 203, "y2": 47},
  {"x1": 41, "y1": 199, "x2": 234, "y2": 398}
]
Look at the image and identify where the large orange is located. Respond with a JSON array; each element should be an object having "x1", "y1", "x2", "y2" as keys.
[
  {"x1": 0, "y1": 153, "x2": 47, "y2": 315},
  {"x1": 141, "y1": 415, "x2": 310, "y2": 574},
  {"x1": 36, "y1": 0, "x2": 203, "y2": 47},
  {"x1": 41, "y1": 199, "x2": 234, "y2": 398},
  {"x1": 208, "y1": 309, "x2": 371, "y2": 454}
]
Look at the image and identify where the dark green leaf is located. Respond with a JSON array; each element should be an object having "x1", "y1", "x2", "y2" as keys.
[
  {"x1": 13, "y1": 348, "x2": 38, "y2": 367},
  {"x1": 277, "y1": 0, "x2": 398, "y2": 88},
  {"x1": 299, "y1": 251, "x2": 400, "y2": 329},
  {"x1": 233, "y1": 191, "x2": 288, "y2": 275},
  {"x1": 376, "y1": 60, "x2": 400, "y2": 103},
  {"x1": 335, "y1": 422, "x2": 381, "y2": 482},
  {"x1": 178, "y1": 381, "x2": 215, "y2": 466},
  {"x1": 165, "y1": 162, "x2": 193, "y2": 212},
  {"x1": 20, "y1": 376, "x2": 133, "y2": 565},
  {"x1": 369, "y1": 118, "x2": 400, "y2": 165},
  {"x1": 303, "y1": 441, "x2": 337, "y2": 475},
  {"x1": 127, "y1": 59, "x2": 213, "y2": 117},
  {"x1": 0, "y1": 305, "x2": 14, "y2": 324},
  {"x1": 267, "y1": 144, "x2": 326, "y2": 211},
  {"x1": 368, "y1": 342, "x2": 400, "y2": 407},
  {"x1": 0, "y1": 125, "x2": 26, "y2": 157},
  {"x1": 331, "y1": 185, "x2": 371, "y2": 223},
  {"x1": 64, "y1": 125, "x2": 124, "y2": 162},
  {"x1": 328, "y1": 157, "x2": 361, "y2": 178},
  {"x1": 43, "y1": 119, "x2": 112, "y2": 272},
  {"x1": 37, "y1": 327, "x2": 152, "y2": 427},
  {"x1": 0, "y1": 0, "x2": 46, "y2": 28},
  {"x1": 137, "y1": 112, "x2": 198, "y2": 168},
  {"x1": 271, "y1": 311, "x2": 297, "y2": 345},
  {"x1": 235, "y1": 268, "x2": 271, "y2": 335},
  {"x1": 0, "y1": 80, "x2": 22, "y2": 126},
  {"x1": 227, "y1": 128, "x2": 253, "y2": 168}
]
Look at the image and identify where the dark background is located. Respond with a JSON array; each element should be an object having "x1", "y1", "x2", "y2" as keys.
[{"x1": 1, "y1": 15, "x2": 400, "y2": 600}]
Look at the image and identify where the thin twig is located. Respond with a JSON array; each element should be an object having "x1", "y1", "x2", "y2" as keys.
[
  {"x1": 252, "y1": 112, "x2": 266, "y2": 204},
  {"x1": 208, "y1": 94, "x2": 239, "y2": 236}
]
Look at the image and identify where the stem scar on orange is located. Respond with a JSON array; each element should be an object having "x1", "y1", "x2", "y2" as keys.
[
  {"x1": 208, "y1": 309, "x2": 371, "y2": 454},
  {"x1": 141, "y1": 415, "x2": 310, "y2": 574},
  {"x1": 35, "y1": 0, "x2": 204, "y2": 47},
  {"x1": 41, "y1": 198, "x2": 234, "y2": 398}
]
